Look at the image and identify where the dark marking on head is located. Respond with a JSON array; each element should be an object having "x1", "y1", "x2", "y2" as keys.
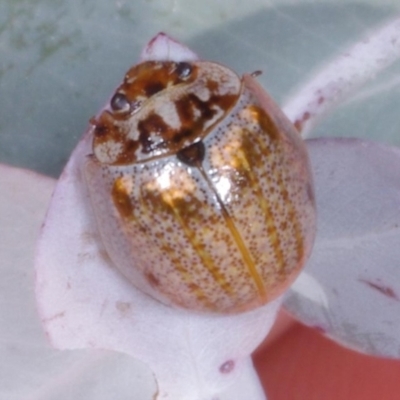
[
  {"x1": 174, "y1": 96, "x2": 195, "y2": 123},
  {"x1": 144, "y1": 81, "x2": 165, "y2": 97},
  {"x1": 93, "y1": 111, "x2": 118, "y2": 139},
  {"x1": 93, "y1": 123, "x2": 109, "y2": 137},
  {"x1": 187, "y1": 93, "x2": 217, "y2": 120},
  {"x1": 122, "y1": 61, "x2": 198, "y2": 104},
  {"x1": 138, "y1": 113, "x2": 171, "y2": 154}
]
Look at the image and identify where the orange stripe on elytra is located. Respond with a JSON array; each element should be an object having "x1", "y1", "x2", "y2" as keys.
[
  {"x1": 137, "y1": 185, "x2": 215, "y2": 310},
  {"x1": 197, "y1": 165, "x2": 266, "y2": 299},
  {"x1": 247, "y1": 104, "x2": 304, "y2": 268},
  {"x1": 235, "y1": 146, "x2": 286, "y2": 281},
  {"x1": 161, "y1": 193, "x2": 236, "y2": 304},
  {"x1": 251, "y1": 129, "x2": 304, "y2": 273}
]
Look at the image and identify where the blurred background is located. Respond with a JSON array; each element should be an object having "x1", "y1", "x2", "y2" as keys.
[
  {"x1": 2, "y1": 2, "x2": 400, "y2": 400},
  {"x1": 1, "y1": 0, "x2": 400, "y2": 178}
]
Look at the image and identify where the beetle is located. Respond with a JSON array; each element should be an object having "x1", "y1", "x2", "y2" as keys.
[{"x1": 83, "y1": 59, "x2": 316, "y2": 314}]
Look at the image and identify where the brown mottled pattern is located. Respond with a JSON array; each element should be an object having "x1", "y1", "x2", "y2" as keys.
[
  {"x1": 123, "y1": 61, "x2": 198, "y2": 100},
  {"x1": 91, "y1": 61, "x2": 241, "y2": 166}
]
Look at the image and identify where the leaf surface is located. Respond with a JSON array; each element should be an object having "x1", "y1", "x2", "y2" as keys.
[
  {"x1": 0, "y1": 165, "x2": 156, "y2": 400},
  {"x1": 285, "y1": 138, "x2": 400, "y2": 357}
]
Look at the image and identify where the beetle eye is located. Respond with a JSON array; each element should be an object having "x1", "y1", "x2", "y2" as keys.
[
  {"x1": 110, "y1": 92, "x2": 131, "y2": 113},
  {"x1": 175, "y1": 62, "x2": 193, "y2": 80}
]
